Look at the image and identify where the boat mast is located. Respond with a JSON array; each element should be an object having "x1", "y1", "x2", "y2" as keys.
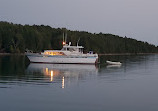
[
  {"x1": 62, "y1": 33, "x2": 66, "y2": 45},
  {"x1": 77, "y1": 38, "x2": 80, "y2": 47},
  {"x1": 62, "y1": 29, "x2": 67, "y2": 45},
  {"x1": 62, "y1": 33, "x2": 64, "y2": 45}
]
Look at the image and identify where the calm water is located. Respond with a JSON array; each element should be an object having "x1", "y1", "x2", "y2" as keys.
[{"x1": 0, "y1": 54, "x2": 158, "y2": 111}]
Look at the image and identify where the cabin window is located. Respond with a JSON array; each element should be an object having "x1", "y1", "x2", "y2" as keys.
[
  {"x1": 44, "y1": 52, "x2": 49, "y2": 55},
  {"x1": 89, "y1": 51, "x2": 93, "y2": 54}
]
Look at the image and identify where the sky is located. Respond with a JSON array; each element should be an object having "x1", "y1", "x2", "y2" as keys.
[{"x1": 0, "y1": 0, "x2": 158, "y2": 45}]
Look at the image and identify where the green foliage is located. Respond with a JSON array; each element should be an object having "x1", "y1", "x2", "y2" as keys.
[{"x1": 0, "y1": 21, "x2": 158, "y2": 53}]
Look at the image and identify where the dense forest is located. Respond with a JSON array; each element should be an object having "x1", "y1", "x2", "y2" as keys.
[{"x1": 0, "y1": 21, "x2": 158, "y2": 54}]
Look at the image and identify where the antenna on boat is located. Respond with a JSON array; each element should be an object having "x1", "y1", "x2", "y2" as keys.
[
  {"x1": 65, "y1": 30, "x2": 67, "y2": 44},
  {"x1": 77, "y1": 38, "x2": 80, "y2": 46}
]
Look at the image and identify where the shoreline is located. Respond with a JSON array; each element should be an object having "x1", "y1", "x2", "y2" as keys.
[
  {"x1": 98, "y1": 53, "x2": 158, "y2": 56},
  {"x1": 0, "y1": 53, "x2": 158, "y2": 56},
  {"x1": 0, "y1": 53, "x2": 25, "y2": 55}
]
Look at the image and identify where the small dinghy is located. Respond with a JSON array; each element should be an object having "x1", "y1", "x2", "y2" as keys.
[
  {"x1": 106, "y1": 60, "x2": 122, "y2": 65},
  {"x1": 106, "y1": 64, "x2": 122, "y2": 68}
]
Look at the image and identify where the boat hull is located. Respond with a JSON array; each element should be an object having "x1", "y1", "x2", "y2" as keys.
[
  {"x1": 106, "y1": 60, "x2": 122, "y2": 65},
  {"x1": 26, "y1": 54, "x2": 98, "y2": 64}
]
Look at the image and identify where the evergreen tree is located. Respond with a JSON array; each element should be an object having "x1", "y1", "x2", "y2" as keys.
[{"x1": 0, "y1": 21, "x2": 158, "y2": 54}]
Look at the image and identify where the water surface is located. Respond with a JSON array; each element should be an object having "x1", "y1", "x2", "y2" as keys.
[{"x1": 0, "y1": 54, "x2": 158, "y2": 111}]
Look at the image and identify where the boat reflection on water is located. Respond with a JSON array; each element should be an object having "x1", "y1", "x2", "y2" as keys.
[
  {"x1": 106, "y1": 64, "x2": 122, "y2": 68},
  {"x1": 26, "y1": 63, "x2": 98, "y2": 88}
]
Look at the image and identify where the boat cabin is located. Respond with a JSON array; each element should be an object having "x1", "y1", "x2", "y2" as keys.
[
  {"x1": 43, "y1": 42, "x2": 84, "y2": 56},
  {"x1": 62, "y1": 45, "x2": 84, "y2": 53}
]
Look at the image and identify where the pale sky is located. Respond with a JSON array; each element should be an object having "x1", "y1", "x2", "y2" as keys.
[{"x1": 0, "y1": 0, "x2": 158, "y2": 45}]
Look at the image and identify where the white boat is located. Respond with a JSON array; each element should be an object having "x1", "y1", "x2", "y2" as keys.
[
  {"x1": 26, "y1": 41, "x2": 98, "y2": 64},
  {"x1": 106, "y1": 60, "x2": 122, "y2": 65}
]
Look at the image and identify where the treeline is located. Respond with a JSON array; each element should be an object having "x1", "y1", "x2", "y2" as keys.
[{"x1": 0, "y1": 21, "x2": 158, "y2": 54}]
